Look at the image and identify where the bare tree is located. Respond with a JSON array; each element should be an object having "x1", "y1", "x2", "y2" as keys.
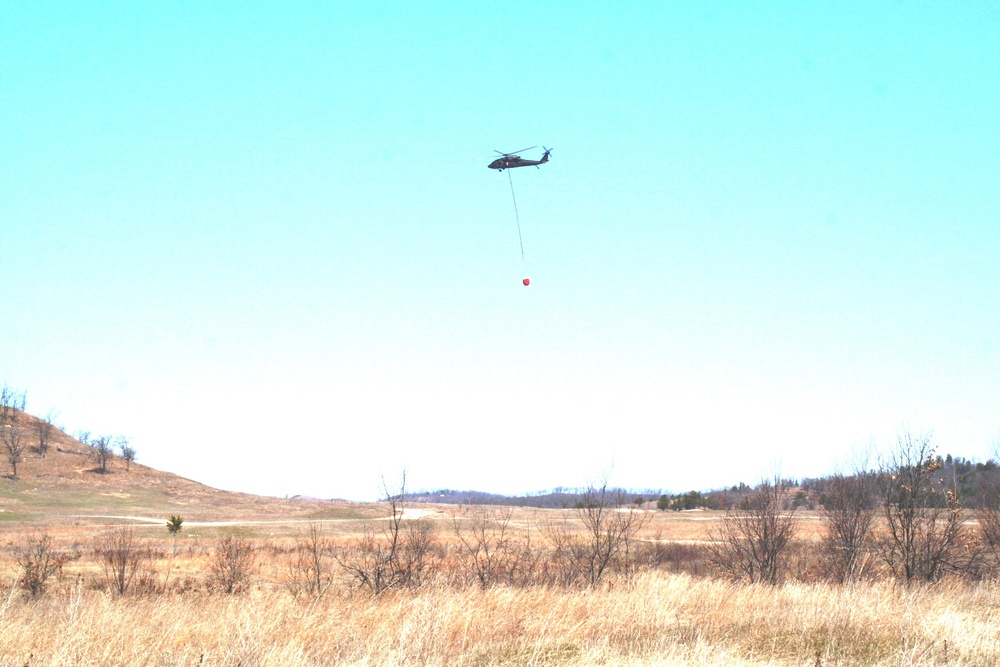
[
  {"x1": 335, "y1": 471, "x2": 437, "y2": 595},
  {"x1": 543, "y1": 479, "x2": 653, "y2": 587},
  {"x1": 96, "y1": 525, "x2": 150, "y2": 596},
  {"x1": 0, "y1": 384, "x2": 26, "y2": 423},
  {"x1": 211, "y1": 535, "x2": 256, "y2": 594},
  {"x1": 12, "y1": 531, "x2": 79, "y2": 598},
  {"x1": 90, "y1": 435, "x2": 114, "y2": 473},
  {"x1": 978, "y1": 460, "x2": 1000, "y2": 577},
  {"x1": 117, "y1": 436, "x2": 136, "y2": 471},
  {"x1": 0, "y1": 384, "x2": 10, "y2": 423},
  {"x1": 288, "y1": 523, "x2": 335, "y2": 598},
  {"x1": 875, "y1": 432, "x2": 965, "y2": 583},
  {"x1": 2, "y1": 421, "x2": 26, "y2": 479},
  {"x1": 34, "y1": 410, "x2": 58, "y2": 457},
  {"x1": 977, "y1": 438, "x2": 1000, "y2": 573},
  {"x1": 451, "y1": 505, "x2": 519, "y2": 589},
  {"x1": 820, "y1": 468, "x2": 878, "y2": 583},
  {"x1": 708, "y1": 477, "x2": 797, "y2": 585}
]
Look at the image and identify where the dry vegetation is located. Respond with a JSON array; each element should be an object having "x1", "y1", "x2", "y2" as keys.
[
  {"x1": 5, "y1": 398, "x2": 1000, "y2": 665},
  {"x1": 1, "y1": 506, "x2": 1000, "y2": 666},
  {"x1": 1, "y1": 555, "x2": 999, "y2": 665}
]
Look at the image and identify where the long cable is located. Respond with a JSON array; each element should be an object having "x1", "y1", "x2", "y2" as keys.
[{"x1": 507, "y1": 169, "x2": 525, "y2": 260}]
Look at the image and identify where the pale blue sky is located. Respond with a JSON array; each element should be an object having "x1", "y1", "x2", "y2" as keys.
[{"x1": 2, "y1": 3, "x2": 998, "y2": 499}]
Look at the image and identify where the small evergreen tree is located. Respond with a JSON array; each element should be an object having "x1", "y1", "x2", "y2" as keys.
[{"x1": 166, "y1": 515, "x2": 184, "y2": 535}]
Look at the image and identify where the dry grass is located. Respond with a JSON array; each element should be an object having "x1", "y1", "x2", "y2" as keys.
[
  {"x1": 2, "y1": 411, "x2": 996, "y2": 664},
  {"x1": 1, "y1": 572, "x2": 998, "y2": 666},
  {"x1": 4, "y1": 505, "x2": 993, "y2": 664}
]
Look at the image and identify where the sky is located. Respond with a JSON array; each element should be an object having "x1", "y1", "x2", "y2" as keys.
[{"x1": 2, "y1": 2, "x2": 999, "y2": 500}]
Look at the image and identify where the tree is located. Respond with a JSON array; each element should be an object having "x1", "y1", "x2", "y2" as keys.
[
  {"x1": 117, "y1": 436, "x2": 136, "y2": 471},
  {"x1": 166, "y1": 515, "x2": 184, "y2": 535},
  {"x1": 2, "y1": 421, "x2": 26, "y2": 479},
  {"x1": 96, "y1": 525, "x2": 150, "y2": 596},
  {"x1": 543, "y1": 477, "x2": 652, "y2": 586},
  {"x1": 91, "y1": 435, "x2": 114, "y2": 473},
  {"x1": 288, "y1": 522, "x2": 335, "y2": 598},
  {"x1": 163, "y1": 515, "x2": 184, "y2": 591},
  {"x1": 451, "y1": 505, "x2": 520, "y2": 589},
  {"x1": 875, "y1": 432, "x2": 965, "y2": 583},
  {"x1": 670, "y1": 490, "x2": 712, "y2": 511},
  {"x1": 708, "y1": 477, "x2": 796, "y2": 585},
  {"x1": 0, "y1": 384, "x2": 26, "y2": 423},
  {"x1": 977, "y1": 475, "x2": 1000, "y2": 577},
  {"x1": 820, "y1": 467, "x2": 878, "y2": 583},
  {"x1": 335, "y1": 471, "x2": 437, "y2": 595},
  {"x1": 34, "y1": 410, "x2": 58, "y2": 457}
]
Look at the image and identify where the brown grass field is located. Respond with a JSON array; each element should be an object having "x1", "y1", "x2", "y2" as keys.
[
  {"x1": 1, "y1": 507, "x2": 999, "y2": 666},
  {"x1": 2, "y1": 413, "x2": 1000, "y2": 665}
]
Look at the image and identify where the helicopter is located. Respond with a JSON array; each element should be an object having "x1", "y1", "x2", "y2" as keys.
[{"x1": 488, "y1": 146, "x2": 552, "y2": 171}]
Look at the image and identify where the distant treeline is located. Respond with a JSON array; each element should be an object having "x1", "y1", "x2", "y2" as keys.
[
  {"x1": 405, "y1": 487, "x2": 663, "y2": 509},
  {"x1": 407, "y1": 453, "x2": 999, "y2": 511}
]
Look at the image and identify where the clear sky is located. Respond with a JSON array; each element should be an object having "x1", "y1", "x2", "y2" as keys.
[{"x1": 2, "y1": 3, "x2": 998, "y2": 500}]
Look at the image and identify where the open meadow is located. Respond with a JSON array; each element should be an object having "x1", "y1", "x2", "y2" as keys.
[
  {"x1": 2, "y1": 505, "x2": 1000, "y2": 666},
  {"x1": 3, "y1": 412, "x2": 1000, "y2": 665}
]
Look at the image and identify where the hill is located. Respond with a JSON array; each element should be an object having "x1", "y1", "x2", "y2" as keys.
[{"x1": 0, "y1": 409, "x2": 358, "y2": 524}]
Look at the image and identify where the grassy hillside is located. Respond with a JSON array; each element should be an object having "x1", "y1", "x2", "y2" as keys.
[{"x1": 0, "y1": 409, "x2": 363, "y2": 524}]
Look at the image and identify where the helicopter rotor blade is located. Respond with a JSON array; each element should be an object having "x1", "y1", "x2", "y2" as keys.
[{"x1": 494, "y1": 146, "x2": 537, "y2": 157}]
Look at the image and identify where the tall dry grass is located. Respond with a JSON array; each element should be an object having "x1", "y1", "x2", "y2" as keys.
[{"x1": 2, "y1": 571, "x2": 1000, "y2": 665}]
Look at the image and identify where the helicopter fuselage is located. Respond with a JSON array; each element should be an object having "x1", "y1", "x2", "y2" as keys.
[
  {"x1": 488, "y1": 156, "x2": 544, "y2": 170},
  {"x1": 488, "y1": 149, "x2": 551, "y2": 171}
]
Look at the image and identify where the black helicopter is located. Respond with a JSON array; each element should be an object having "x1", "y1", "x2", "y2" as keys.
[{"x1": 488, "y1": 146, "x2": 552, "y2": 171}]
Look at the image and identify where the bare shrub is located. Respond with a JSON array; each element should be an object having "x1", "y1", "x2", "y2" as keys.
[
  {"x1": 287, "y1": 523, "x2": 334, "y2": 598},
  {"x1": 875, "y1": 433, "x2": 965, "y2": 583},
  {"x1": 974, "y1": 444, "x2": 1000, "y2": 578},
  {"x1": 636, "y1": 534, "x2": 710, "y2": 576},
  {"x1": 12, "y1": 532, "x2": 78, "y2": 597},
  {"x1": 398, "y1": 518, "x2": 438, "y2": 587},
  {"x1": 542, "y1": 481, "x2": 653, "y2": 587},
  {"x1": 978, "y1": 473, "x2": 1000, "y2": 577},
  {"x1": 211, "y1": 535, "x2": 256, "y2": 594},
  {"x1": 451, "y1": 505, "x2": 520, "y2": 589},
  {"x1": 708, "y1": 477, "x2": 796, "y2": 585},
  {"x1": 95, "y1": 525, "x2": 151, "y2": 596},
  {"x1": 819, "y1": 471, "x2": 878, "y2": 582},
  {"x1": 335, "y1": 473, "x2": 438, "y2": 595}
]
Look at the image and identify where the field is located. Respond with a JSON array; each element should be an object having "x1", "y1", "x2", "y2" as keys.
[
  {"x1": 1, "y1": 506, "x2": 999, "y2": 666},
  {"x1": 2, "y1": 415, "x2": 999, "y2": 665}
]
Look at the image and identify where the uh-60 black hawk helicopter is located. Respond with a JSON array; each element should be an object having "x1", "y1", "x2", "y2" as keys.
[{"x1": 488, "y1": 146, "x2": 552, "y2": 171}]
